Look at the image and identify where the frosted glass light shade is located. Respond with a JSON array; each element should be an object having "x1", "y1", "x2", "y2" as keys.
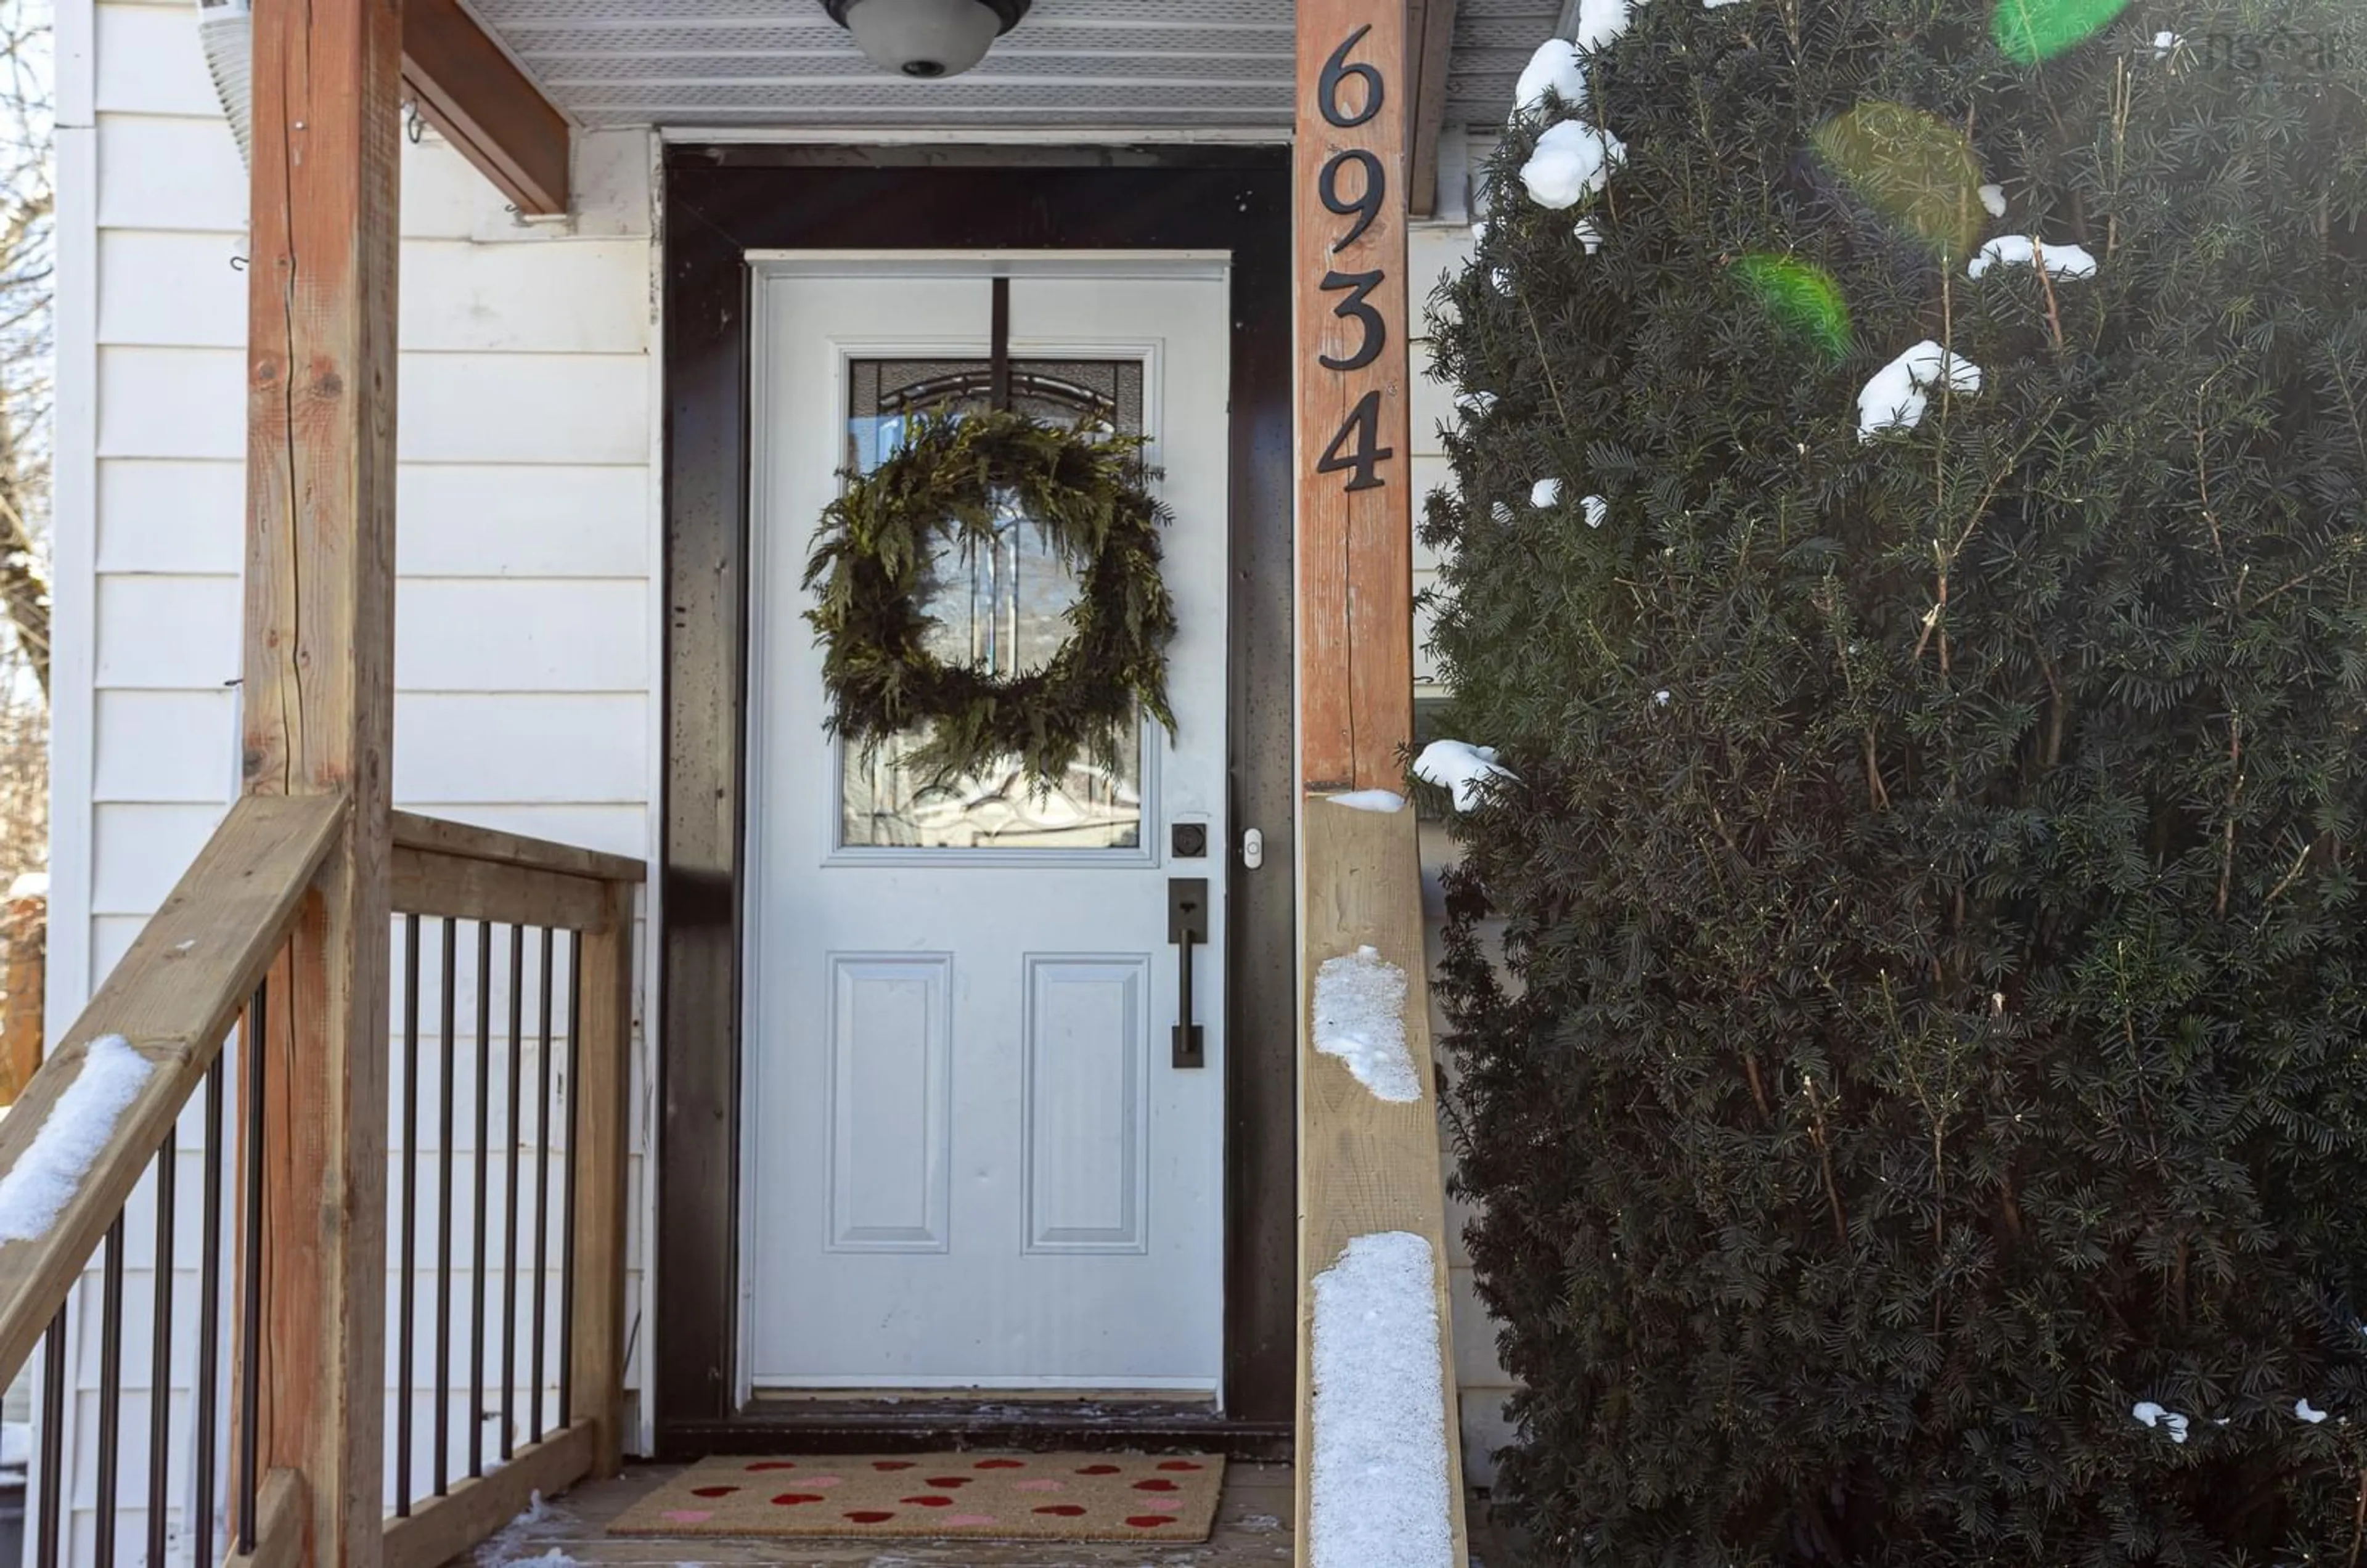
[{"x1": 833, "y1": 0, "x2": 1014, "y2": 78}]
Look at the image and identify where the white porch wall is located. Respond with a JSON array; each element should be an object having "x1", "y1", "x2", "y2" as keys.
[{"x1": 51, "y1": 0, "x2": 662, "y2": 1550}]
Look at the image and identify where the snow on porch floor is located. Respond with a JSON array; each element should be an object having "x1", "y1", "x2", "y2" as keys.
[{"x1": 457, "y1": 1461, "x2": 1297, "y2": 1567}]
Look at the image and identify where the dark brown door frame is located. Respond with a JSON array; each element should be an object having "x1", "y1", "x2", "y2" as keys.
[{"x1": 657, "y1": 146, "x2": 1296, "y2": 1460}]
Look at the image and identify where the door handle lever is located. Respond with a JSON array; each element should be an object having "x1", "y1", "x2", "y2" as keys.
[{"x1": 1168, "y1": 878, "x2": 1208, "y2": 1069}]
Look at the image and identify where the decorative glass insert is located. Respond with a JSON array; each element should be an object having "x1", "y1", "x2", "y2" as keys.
[{"x1": 836, "y1": 357, "x2": 1150, "y2": 851}]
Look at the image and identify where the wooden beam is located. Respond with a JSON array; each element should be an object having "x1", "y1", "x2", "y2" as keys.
[
  {"x1": 390, "y1": 846, "x2": 613, "y2": 934},
  {"x1": 1406, "y1": 0, "x2": 1460, "y2": 218},
  {"x1": 401, "y1": 0, "x2": 569, "y2": 216},
  {"x1": 391, "y1": 811, "x2": 646, "y2": 884},
  {"x1": 0, "y1": 796, "x2": 343, "y2": 1384},
  {"x1": 1294, "y1": 801, "x2": 1470, "y2": 1568},
  {"x1": 223, "y1": 1470, "x2": 309, "y2": 1568},
  {"x1": 1297, "y1": 0, "x2": 1418, "y2": 793},
  {"x1": 570, "y1": 878, "x2": 637, "y2": 1478},
  {"x1": 379, "y1": 1423, "x2": 594, "y2": 1568},
  {"x1": 243, "y1": 0, "x2": 400, "y2": 1553}
]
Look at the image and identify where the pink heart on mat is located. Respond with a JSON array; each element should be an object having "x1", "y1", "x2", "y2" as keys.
[
  {"x1": 1013, "y1": 1479, "x2": 1064, "y2": 1493},
  {"x1": 944, "y1": 1514, "x2": 997, "y2": 1527},
  {"x1": 794, "y1": 1476, "x2": 843, "y2": 1488},
  {"x1": 1141, "y1": 1497, "x2": 1185, "y2": 1514},
  {"x1": 661, "y1": 1509, "x2": 713, "y2": 1524}
]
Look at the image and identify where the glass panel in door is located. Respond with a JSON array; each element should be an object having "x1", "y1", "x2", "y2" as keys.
[{"x1": 837, "y1": 358, "x2": 1148, "y2": 851}]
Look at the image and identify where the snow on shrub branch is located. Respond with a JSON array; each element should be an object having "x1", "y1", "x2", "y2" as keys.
[
  {"x1": 1857, "y1": 340, "x2": 1984, "y2": 441},
  {"x1": 1415, "y1": 740, "x2": 1515, "y2": 812},
  {"x1": 1968, "y1": 235, "x2": 2099, "y2": 280}
]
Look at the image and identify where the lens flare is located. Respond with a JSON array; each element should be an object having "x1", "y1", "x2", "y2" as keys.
[
  {"x1": 1733, "y1": 255, "x2": 1852, "y2": 363},
  {"x1": 1991, "y1": 0, "x2": 2134, "y2": 61},
  {"x1": 1812, "y1": 102, "x2": 1986, "y2": 261}
]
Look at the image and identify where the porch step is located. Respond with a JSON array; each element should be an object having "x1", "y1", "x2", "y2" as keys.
[{"x1": 455, "y1": 1461, "x2": 1296, "y2": 1566}]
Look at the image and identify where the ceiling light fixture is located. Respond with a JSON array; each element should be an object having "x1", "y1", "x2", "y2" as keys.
[{"x1": 820, "y1": 0, "x2": 1031, "y2": 80}]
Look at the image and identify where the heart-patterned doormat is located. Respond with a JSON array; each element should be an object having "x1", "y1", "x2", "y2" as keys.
[{"x1": 607, "y1": 1452, "x2": 1227, "y2": 1543}]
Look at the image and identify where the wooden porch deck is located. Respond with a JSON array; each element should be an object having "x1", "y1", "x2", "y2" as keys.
[{"x1": 456, "y1": 1462, "x2": 1299, "y2": 1567}]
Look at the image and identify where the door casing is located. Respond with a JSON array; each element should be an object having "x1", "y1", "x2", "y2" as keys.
[{"x1": 656, "y1": 146, "x2": 1296, "y2": 1459}]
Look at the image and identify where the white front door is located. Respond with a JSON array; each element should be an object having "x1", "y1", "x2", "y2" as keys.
[{"x1": 743, "y1": 261, "x2": 1231, "y2": 1394}]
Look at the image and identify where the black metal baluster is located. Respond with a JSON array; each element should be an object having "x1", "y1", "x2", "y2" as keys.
[
  {"x1": 435, "y1": 917, "x2": 457, "y2": 1496},
  {"x1": 530, "y1": 926, "x2": 552, "y2": 1443},
  {"x1": 238, "y1": 984, "x2": 265, "y2": 1556},
  {"x1": 194, "y1": 1053, "x2": 224, "y2": 1568},
  {"x1": 501, "y1": 924, "x2": 524, "y2": 1463},
  {"x1": 147, "y1": 1129, "x2": 177, "y2": 1568},
  {"x1": 396, "y1": 913, "x2": 419, "y2": 1516},
  {"x1": 36, "y1": 1304, "x2": 65, "y2": 1568},
  {"x1": 470, "y1": 920, "x2": 492, "y2": 1479},
  {"x1": 96, "y1": 1215, "x2": 125, "y2": 1567},
  {"x1": 558, "y1": 931, "x2": 581, "y2": 1429}
]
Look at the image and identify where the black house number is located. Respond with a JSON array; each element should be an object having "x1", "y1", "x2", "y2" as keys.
[{"x1": 1312, "y1": 24, "x2": 1396, "y2": 496}]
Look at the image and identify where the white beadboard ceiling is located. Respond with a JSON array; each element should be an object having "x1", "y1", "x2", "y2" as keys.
[{"x1": 464, "y1": 0, "x2": 1556, "y2": 133}]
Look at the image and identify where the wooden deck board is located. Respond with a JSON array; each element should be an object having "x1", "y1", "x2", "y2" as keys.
[{"x1": 453, "y1": 1462, "x2": 1298, "y2": 1567}]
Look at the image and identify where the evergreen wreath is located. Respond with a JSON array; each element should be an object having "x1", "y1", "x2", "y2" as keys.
[{"x1": 803, "y1": 406, "x2": 1179, "y2": 788}]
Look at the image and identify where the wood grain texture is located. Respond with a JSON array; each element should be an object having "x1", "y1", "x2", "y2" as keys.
[
  {"x1": 570, "y1": 878, "x2": 636, "y2": 1479},
  {"x1": 391, "y1": 811, "x2": 645, "y2": 885},
  {"x1": 224, "y1": 1470, "x2": 310, "y2": 1568},
  {"x1": 378, "y1": 1422, "x2": 594, "y2": 1568},
  {"x1": 1293, "y1": 800, "x2": 1468, "y2": 1567},
  {"x1": 0, "y1": 794, "x2": 341, "y2": 1384},
  {"x1": 390, "y1": 846, "x2": 613, "y2": 934},
  {"x1": 1407, "y1": 0, "x2": 1462, "y2": 217},
  {"x1": 1296, "y1": 0, "x2": 1417, "y2": 791},
  {"x1": 400, "y1": 0, "x2": 570, "y2": 216},
  {"x1": 242, "y1": 0, "x2": 402, "y2": 1553}
]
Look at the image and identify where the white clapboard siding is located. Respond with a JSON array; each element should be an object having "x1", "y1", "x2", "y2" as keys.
[
  {"x1": 94, "y1": 461, "x2": 243, "y2": 573},
  {"x1": 55, "y1": 1, "x2": 663, "y2": 1551}
]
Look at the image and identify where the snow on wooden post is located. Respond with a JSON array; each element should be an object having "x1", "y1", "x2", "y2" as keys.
[
  {"x1": 240, "y1": 0, "x2": 401, "y2": 1551},
  {"x1": 1295, "y1": 0, "x2": 1416, "y2": 793}
]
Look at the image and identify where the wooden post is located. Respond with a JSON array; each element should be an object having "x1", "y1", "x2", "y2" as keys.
[
  {"x1": 570, "y1": 881, "x2": 635, "y2": 1479},
  {"x1": 242, "y1": 0, "x2": 401, "y2": 1554},
  {"x1": 1296, "y1": 0, "x2": 1417, "y2": 793},
  {"x1": 1294, "y1": 6, "x2": 1469, "y2": 1565}
]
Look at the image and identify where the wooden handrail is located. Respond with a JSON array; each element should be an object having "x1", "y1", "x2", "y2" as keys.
[
  {"x1": 1295, "y1": 798, "x2": 1470, "y2": 1567},
  {"x1": 0, "y1": 793, "x2": 346, "y2": 1384},
  {"x1": 391, "y1": 811, "x2": 645, "y2": 884}
]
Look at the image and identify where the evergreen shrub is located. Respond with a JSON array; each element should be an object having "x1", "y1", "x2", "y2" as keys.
[{"x1": 1426, "y1": 0, "x2": 2367, "y2": 1559}]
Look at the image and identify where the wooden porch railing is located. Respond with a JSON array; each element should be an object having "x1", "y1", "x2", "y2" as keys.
[{"x1": 0, "y1": 797, "x2": 641, "y2": 1568}]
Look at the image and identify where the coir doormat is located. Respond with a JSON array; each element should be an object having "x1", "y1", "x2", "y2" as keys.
[{"x1": 607, "y1": 1452, "x2": 1226, "y2": 1544}]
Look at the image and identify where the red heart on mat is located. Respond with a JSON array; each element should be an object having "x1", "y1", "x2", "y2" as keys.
[
  {"x1": 1157, "y1": 1461, "x2": 1203, "y2": 1471},
  {"x1": 690, "y1": 1486, "x2": 738, "y2": 1498},
  {"x1": 924, "y1": 1477, "x2": 972, "y2": 1488},
  {"x1": 770, "y1": 1493, "x2": 824, "y2": 1506},
  {"x1": 1133, "y1": 1479, "x2": 1179, "y2": 1492},
  {"x1": 975, "y1": 1459, "x2": 1026, "y2": 1469},
  {"x1": 1127, "y1": 1515, "x2": 1180, "y2": 1528},
  {"x1": 1033, "y1": 1505, "x2": 1087, "y2": 1517},
  {"x1": 901, "y1": 1496, "x2": 954, "y2": 1508},
  {"x1": 747, "y1": 1461, "x2": 797, "y2": 1471},
  {"x1": 1075, "y1": 1464, "x2": 1121, "y2": 1475},
  {"x1": 871, "y1": 1461, "x2": 917, "y2": 1471},
  {"x1": 844, "y1": 1511, "x2": 896, "y2": 1523}
]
